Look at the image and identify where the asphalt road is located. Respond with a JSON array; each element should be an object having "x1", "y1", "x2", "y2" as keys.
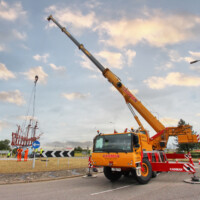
[{"x1": 0, "y1": 164, "x2": 200, "y2": 200}]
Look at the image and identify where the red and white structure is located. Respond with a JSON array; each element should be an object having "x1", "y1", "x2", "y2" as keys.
[
  {"x1": 11, "y1": 76, "x2": 43, "y2": 147},
  {"x1": 11, "y1": 120, "x2": 42, "y2": 147},
  {"x1": 144, "y1": 151, "x2": 196, "y2": 174}
]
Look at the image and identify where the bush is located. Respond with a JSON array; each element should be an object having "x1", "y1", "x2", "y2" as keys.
[{"x1": 191, "y1": 152, "x2": 200, "y2": 158}]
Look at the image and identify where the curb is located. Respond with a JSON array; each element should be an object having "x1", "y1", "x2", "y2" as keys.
[
  {"x1": 0, "y1": 168, "x2": 102, "y2": 185},
  {"x1": 0, "y1": 168, "x2": 87, "y2": 185},
  {"x1": 0, "y1": 174, "x2": 86, "y2": 185}
]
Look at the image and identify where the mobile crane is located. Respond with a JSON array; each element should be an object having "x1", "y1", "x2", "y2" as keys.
[{"x1": 47, "y1": 15, "x2": 200, "y2": 184}]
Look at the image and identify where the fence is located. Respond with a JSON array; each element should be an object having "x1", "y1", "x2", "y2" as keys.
[{"x1": 0, "y1": 150, "x2": 9, "y2": 157}]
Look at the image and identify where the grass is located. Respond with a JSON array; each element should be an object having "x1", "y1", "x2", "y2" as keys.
[{"x1": 0, "y1": 157, "x2": 88, "y2": 174}]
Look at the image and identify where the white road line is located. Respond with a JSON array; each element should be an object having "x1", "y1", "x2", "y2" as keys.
[{"x1": 90, "y1": 185, "x2": 130, "y2": 196}]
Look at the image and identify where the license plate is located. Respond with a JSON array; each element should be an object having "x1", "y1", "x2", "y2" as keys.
[{"x1": 111, "y1": 168, "x2": 121, "y2": 171}]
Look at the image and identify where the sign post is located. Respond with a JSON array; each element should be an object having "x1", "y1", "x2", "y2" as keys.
[{"x1": 32, "y1": 141, "x2": 40, "y2": 169}]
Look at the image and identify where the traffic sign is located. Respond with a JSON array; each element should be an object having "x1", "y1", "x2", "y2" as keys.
[
  {"x1": 32, "y1": 141, "x2": 40, "y2": 149},
  {"x1": 41, "y1": 150, "x2": 74, "y2": 157}
]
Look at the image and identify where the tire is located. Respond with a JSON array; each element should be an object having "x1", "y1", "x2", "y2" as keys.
[
  {"x1": 152, "y1": 171, "x2": 157, "y2": 178},
  {"x1": 136, "y1": 159, "x2": 152, "y2": 184},
  {"x1": 130, "y1": 168, "x2": 137, "y2": 179},
  {"x1": 103, "y1": 167, "x2": 122, "y2": 182},
  {"x1": 123, "y1": 170, "x2": 130, "y2": 177}
]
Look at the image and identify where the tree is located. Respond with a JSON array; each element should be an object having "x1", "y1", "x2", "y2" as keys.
[
  {"x1": 12, "y1": 148, "x2": 17, "y2": 155},
  {"x1": 0, "y1": 139, "x2": 11, "y2": 151},
  {"x1": 176, "y1": 119, "x2": 197, "y2": 152},
  {"x1": 74, "y1": 146, "x2": 83, "y2": 152}
]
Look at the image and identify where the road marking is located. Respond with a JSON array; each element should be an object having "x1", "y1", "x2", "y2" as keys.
[{"x1": 90, "y1": 185, "x2": 130, "y2": 196}]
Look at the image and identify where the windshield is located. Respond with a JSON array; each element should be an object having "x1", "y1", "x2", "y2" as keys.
[{"x1": 93, "y1": 133, "x2": 132, "y2": 153}]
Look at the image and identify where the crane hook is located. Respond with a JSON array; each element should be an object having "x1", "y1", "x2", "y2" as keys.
[{"x1": 34, "y1": 75, "x2": 39, "y2": 84}]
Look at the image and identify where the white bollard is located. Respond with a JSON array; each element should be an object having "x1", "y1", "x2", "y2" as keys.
[
  {"x1": 57, "y1": 158, "x2": 60, "y2": 167},
  {"x1": 32, "y1": 153, "x2": 35, "y2": 169}
]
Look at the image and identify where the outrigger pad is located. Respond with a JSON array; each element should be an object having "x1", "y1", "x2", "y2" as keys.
[{"x1": 184, "y1": 176, "x2": 200, "y2": 184}]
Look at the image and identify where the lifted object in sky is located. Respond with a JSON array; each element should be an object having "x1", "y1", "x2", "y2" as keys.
[
  {"x1": 11, "y1": 76, "x2": 43, "y2": 147},
  {"x1": 47, "y1": 15, "x2": 200, "y2": 184}
]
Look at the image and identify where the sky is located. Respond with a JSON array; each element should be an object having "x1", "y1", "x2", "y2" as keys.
[{"x1": 0, "y1": 0, "x2": 200, "y2": 147}]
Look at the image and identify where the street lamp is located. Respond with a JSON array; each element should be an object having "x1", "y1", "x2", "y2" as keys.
[{"x1": 190, "y1": 60, "x2": 200, "y2": 64}]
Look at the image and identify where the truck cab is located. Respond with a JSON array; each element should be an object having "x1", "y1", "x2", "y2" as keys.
[{"x1": 91, "y1": 131, "x2": 153, "y2": 183}]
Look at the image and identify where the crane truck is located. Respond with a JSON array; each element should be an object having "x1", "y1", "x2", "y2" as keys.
[{"x1": 47, "y1": 15, "x2": 200, "y2": 184}]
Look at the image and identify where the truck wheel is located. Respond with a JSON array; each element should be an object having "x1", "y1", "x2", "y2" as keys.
[
  {"x1": 123, "y1": 170, "x2": 130, "y2": 177},
  {"x1": 136, "y1": 159, "x2": 152, "y2": 184},
  {"x1": 152, "y1": 171, "x2": 157, "y2": 178},
  {"x1": 103, "y1": 167, "x2": 122, "y2": 182},
  {"x1": 130, "y1": 168, "x2": 137, "y2": 179}
]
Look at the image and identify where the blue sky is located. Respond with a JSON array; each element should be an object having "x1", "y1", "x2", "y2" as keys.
[{"x1": 0, "y1": 0, "x2": 200, "y2": 146}]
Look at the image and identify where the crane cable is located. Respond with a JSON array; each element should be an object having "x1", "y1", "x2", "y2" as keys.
[
  {"x1": 126, "y1": 103, "x2": 137, "y2": 117},
  {"x1": 32, "y1": 76, "x2": 38, "y2": 120},
  {"x1": 21, "y1": 76, "x2": 38, "y2": 135}
]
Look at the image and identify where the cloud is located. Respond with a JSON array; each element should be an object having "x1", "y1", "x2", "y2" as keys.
[
  {"x1": 0, "y1": 44, "x2": 5, "y2": 52},
  {"x1": 130, "y1": 89, "x2": 139, "y2": 94},
  {"x1": 12, "y1": 29, "x2": 27, "y2": 40},
  {"x1": 97, "y1": 50, "x2": 124, "y2": 69},
  {"x1": 196, "y1": 113, "x2": 200, "y2": 117},
  {"x1": 80, "y1": 54, "x2": 95, "y2": 71},
  {"x1": 19, "y1": 115, "x2": 37, "y2": 121},
  {"x1": 0, "y1": 63, "x2": 15, "y2": 80},
  {"x1": 49, "y1": 63, "x2": 66, "y2": 72},
  {"x1": 80, "y1": 49, "x2": 134, "y2": 71},
  {"x1": 33, "y1": 53, "x2": 49, "y2": 63},
  {"x1": 45, "y1": 6, "x2": 96, "y2": 30},
  {"x1": 110, "y1": 86, "x2": 117, "y2": 92},
  {"x1": 95, "y1": 13, "x2": 200, "y2": 48},
  {"x1": 0, "y1": 90, "x2": 25, "y2": 105},
  {"x1": 160, "y1": 117, "x2": 179, "y2": 126},
  {"x1": 188, "y1": 51, "x2": 200, "y2": 58},
  {"x1": 0, "y1": 1, "x2": 26, "y2": 21},
  {"x1": 125, "y1": 49, "x2": 136, "y2": 66},
  {"x1": 84, "y1": 0, "x2": 101, "y2": 9},
  {"x1": 190, "y1": 65, "x2": 200, "y2": 73},
  {"x1": 168, "y1": 50, "x2": 184, "y2": 63},
  {"x1": 89, "y1": 75, "x2": 98, "y2": 79},
  {"x1": 169, "y1": 50, "x2": 200, "y2": 64},
  {"x1": 0, "y1": 120, "x2": 8, "y2": 132},
  {"x1": 110, "y1": 86, "x2": 138, "y2": 94},
  {"x1": 20, "y1": 44, "x2": 30, "y2": 50},
  {"x1": 23, "y1": 66, "x2": 48, "y2": 84},
  {"x1": 62, "y1": 92, "x2": 90, "y2": 100},
  {"x1": 144, "y1": 72, "x2": 200, "y2": 89},
  {"x1": 155, "y1": 62, "x2": 174, "y2": 71},
  {"x1": 127, "y1": 77, "x2": 133, "y2": 81},
  {"x1": 185, "y1": 51, "x2": 200, "y2": 70}
]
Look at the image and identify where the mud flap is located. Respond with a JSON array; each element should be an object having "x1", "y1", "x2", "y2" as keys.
[{"x1": 136, "y1": 167, "x2": 141, "y2": 176}]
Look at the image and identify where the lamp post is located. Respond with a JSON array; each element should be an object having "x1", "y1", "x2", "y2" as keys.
[{"x1": 190, "y1": 60, "x2": 200, "y2": 64}]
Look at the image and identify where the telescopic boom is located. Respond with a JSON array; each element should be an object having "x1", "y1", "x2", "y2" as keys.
[
  {"x1": 47, "y1": 15, "x2": 165, "y2": 133},
  {"x1": 47, "y1": 15, "x2": 105, "y2": 73}
]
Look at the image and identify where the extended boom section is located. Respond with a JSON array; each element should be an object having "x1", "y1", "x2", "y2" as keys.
[
  {"x1": 47, "y1": 15, "x2": 105, "y2": 73},
  {"x1": 47, "y1": 15, "x2": 165, "y2": 133}
]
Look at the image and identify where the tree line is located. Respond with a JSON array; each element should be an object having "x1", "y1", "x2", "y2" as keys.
[{"x1": 0, "y1": 119, "x2": 199, "y2": 152}]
